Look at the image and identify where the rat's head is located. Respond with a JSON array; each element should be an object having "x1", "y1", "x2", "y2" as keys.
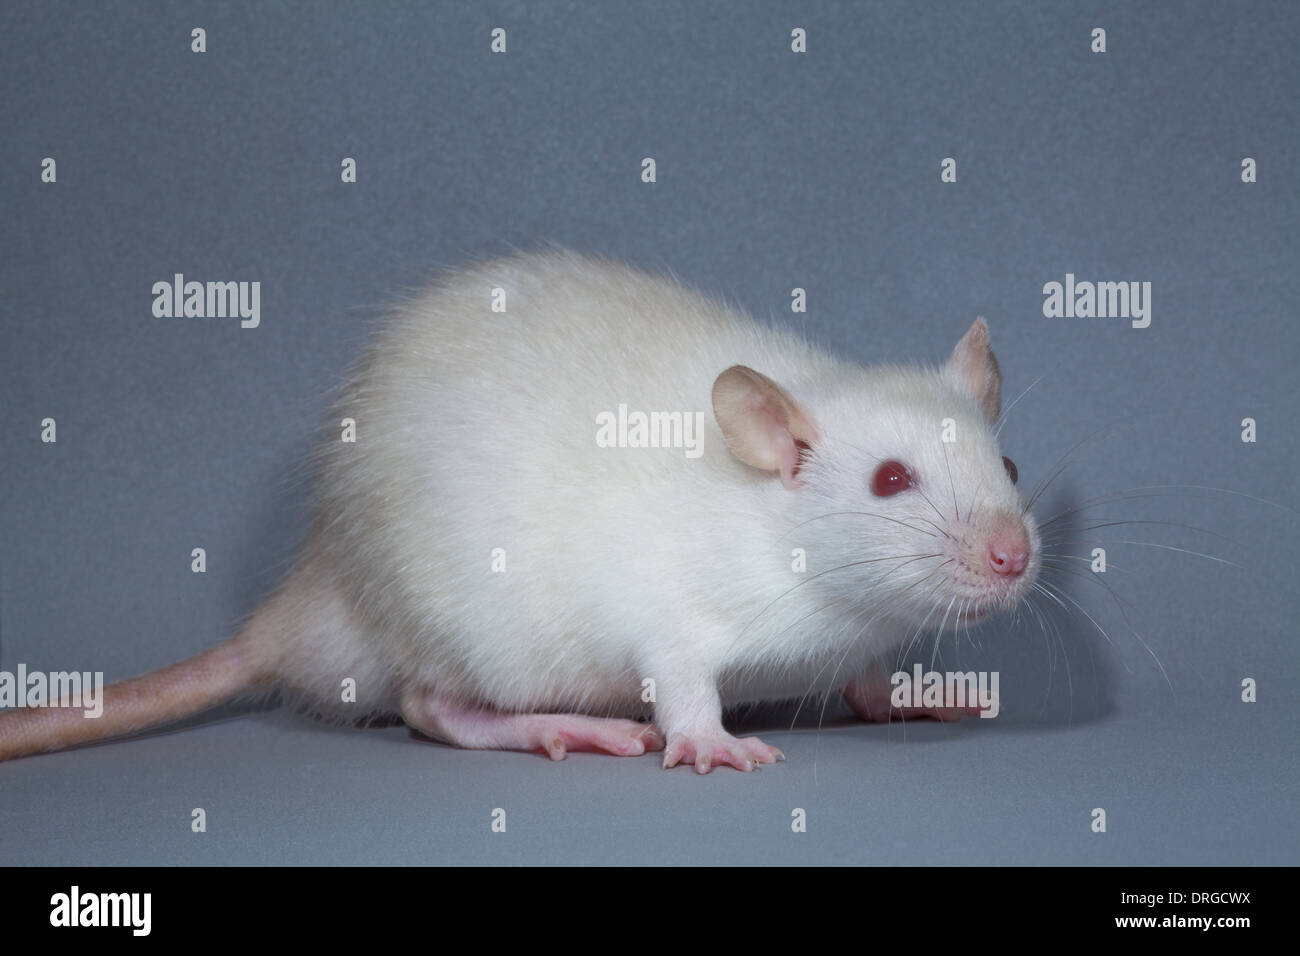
[{"x1": 713, "y1": 318, "x2": 1039, "y2": 629}]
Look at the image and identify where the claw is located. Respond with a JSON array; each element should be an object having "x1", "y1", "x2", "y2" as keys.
[{"x1": 661, "y1": 731, "x2": 783, "y2": 773}]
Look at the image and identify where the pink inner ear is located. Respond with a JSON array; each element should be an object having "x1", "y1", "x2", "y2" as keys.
[{"x1": 712, "y1": 364, "x2": 819, "y2": 485}]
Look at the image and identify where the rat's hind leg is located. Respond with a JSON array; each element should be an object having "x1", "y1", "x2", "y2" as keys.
[
  {"x1": 843, "y1": 660, "x2": 990, "y2": 722},
  {"x1": 400, "y1": 688, "x2": 665, "y2": 760}
]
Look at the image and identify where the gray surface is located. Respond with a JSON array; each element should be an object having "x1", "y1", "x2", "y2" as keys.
[{"x1": 1, "y1": 0, "x2": 1297, "y2": 865}]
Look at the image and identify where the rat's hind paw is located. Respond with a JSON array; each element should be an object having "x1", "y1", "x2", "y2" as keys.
[
  {"x1": 843, "y1": 669, "x2": 993, "y2": 722},
  {"x1": 661, "y1": 731, "x2": 784, "y2": 774},
  {"x1": 400, "y1": 690, "x2": 665, "y2": 759},
  {"x1": 530, "y1": 716, "x2": 666, "y2": 760},
  {"x1": 868, "y1": 702, "x2": 987, "y2": 722}
]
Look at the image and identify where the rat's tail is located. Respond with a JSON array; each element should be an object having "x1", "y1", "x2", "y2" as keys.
[{"x1": 0, "y1": 627, "x2": 274, "y2": 763}]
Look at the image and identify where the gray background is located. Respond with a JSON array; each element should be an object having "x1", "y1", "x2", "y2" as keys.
[{"x1": 1, "y1": 0, "x2": 1296, "y2": 865}]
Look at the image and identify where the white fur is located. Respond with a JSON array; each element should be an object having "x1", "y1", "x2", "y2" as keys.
[{"x1": 265, "y1": 250, "x2": 1039, "y2": 733}]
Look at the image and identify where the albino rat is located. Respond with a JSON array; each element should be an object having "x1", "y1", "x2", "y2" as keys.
[{"x1": 0, "y1": 250, "x2": 1039, "y2": 772}]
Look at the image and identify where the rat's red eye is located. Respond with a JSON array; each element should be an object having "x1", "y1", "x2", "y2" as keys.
[
  {"x1": 1002, "y1": 456, "x2": 1018, "y2": 484},
  {"x1": 871, "y1": 460, "x2": 914, "y2": 497}
]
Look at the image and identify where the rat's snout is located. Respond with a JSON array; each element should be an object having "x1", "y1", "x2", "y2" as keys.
[{"x1": 986, "y1": 514, "x2": 1031, "y2": 578}]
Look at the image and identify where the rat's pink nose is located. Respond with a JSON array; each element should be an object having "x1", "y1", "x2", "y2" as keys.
[
  {"x1": 986, "y1": 515, "x2": 1030, "y2": 577},
  {"x1": 987, "y1": 535, "x2": 1030, "y2": 577}
]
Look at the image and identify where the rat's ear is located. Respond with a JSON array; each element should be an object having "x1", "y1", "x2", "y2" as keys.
[
  {"x1": 712, "y1": 365, "x2": 819, "y2": 489},
  {"x1": 944, "y1": 317, "x2": 1001, "y2": 424}
]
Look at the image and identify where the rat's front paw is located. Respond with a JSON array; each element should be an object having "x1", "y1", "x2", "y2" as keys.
[{"x1": 661, "y1": 731, "x2": 784, "y2": 774}]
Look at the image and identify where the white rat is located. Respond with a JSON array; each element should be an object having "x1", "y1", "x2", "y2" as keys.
[{"x1": 0, "y1": 250, "x2": 1039, "y2": 772}]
